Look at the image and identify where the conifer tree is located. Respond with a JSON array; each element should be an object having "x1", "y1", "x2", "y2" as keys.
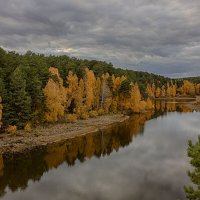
[
  {"x1": 184, "y1": 137, "x2": 200, "y2": 200},
  {"x1": 9, "y1": 66, "x2": 31, "y2": 127}
]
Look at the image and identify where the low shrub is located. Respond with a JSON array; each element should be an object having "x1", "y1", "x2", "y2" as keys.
[
  {"x1": 89, "y1": 110, "x2": 98, "y2": 118},
  {"x1": 6, "y1": 125, "x2": 17, "y2": 134},
  {"x1": 65, "y1": 114, "x2": 77, "y2": 123}
]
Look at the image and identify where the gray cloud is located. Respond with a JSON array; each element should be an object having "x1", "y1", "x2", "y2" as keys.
[{"x1": 0, "y1": 0, "x2": 200, "y2": 77}]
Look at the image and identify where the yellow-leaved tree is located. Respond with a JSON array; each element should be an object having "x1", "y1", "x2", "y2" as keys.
[
  {"x1": 66, "y1": 71, "x2": 79, "y2": 110},
  {"x1": 129, "y1": 83, "x2": 142, "y2": 113},
  {"x1": 146, "y1": 97, "x2": 154, "y2": 110},
  {"x1": 111, "y1": 75, "x2": 126, "y2": 113},
  {"x1": 146, "y1": 84, "x2": 154, "y2": 98},
  {"x1": 155, "y1": 87, "x2": 161, "y2": 98},
  {"x1": 84, "y1": 68, "x2": 96, "y2": 111},
  {"x1": 43, "y1": 67, "x2": 66, "y2": 122},
  {"x1": 181, "y1": 80, "x2": 195, "y2": 95}
]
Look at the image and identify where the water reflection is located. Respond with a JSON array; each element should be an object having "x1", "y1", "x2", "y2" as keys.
[
  {"x1": 0, "y1": 101, "x2": 197, "y2": 200},
  {"x1": 0, "y1": 112, "x2": 153, "y2": 198},
  {"x1": 154, "y1": 100, "x2": 193, "y2": 113}
]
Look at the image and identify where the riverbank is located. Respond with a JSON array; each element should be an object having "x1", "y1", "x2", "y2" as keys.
[
  {"x1": 185, "y1": 99, "x2": 200, "y2": 111},
  {"x1": 155, "y1": 96, "x2": 200, "y2": 111},
  {"x1": 0, "y1": 114, "x2": 129, "y2": 155}
]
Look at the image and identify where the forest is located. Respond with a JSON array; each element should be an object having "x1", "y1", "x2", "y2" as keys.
[{"x1": 0, "y1": 47, "x2": 200, "y2": 132}]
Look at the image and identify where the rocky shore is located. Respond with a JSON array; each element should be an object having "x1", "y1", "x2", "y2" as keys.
[{"x1": 0, "y1": 114, "x2": 129, "y2": 155}]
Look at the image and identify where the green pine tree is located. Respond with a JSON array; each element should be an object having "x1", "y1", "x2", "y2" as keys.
[
  {"x1": 9, "y1": 66, "x2": 31, "y2": 127},
  {"x1": 184, "y1": 136, "x2": 200, "y2": 200}
]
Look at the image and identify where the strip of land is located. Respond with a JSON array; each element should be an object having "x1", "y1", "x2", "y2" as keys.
[
  {"x1": 0, "y1": 114, "x2": 129, "y2": 155},
  {"x1": 0, "y1": 97, "x2": 199, "y2": 156}
]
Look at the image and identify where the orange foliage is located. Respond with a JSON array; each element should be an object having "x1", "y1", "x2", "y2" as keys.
[
  {"x1": 43, "y1": 67, "x2": 66, "y2": 122},
  {"x1": 155, "y1": 87, "x2": 161, "y2": 98},
  {"x1": 129, "y1": 83, "x2": 142, "y2": 113},
  {"x1": 85, "y1": 68, "x2": 96, "y2": 110},
  {"x1": 146, "y1": 98, "x2": 154, "y2": 110},
  {"x1": 6, "y1": 125, "x2": 17, "y2": 133}
]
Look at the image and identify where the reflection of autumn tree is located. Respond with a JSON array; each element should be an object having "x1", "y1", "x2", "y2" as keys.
[
  {"x1": 85, "y1": 134, "x2": 96, "y2": 158},
  {"x1": 178, "y1": 105, "x2": 193, "y2": 112},
  {"x1": 0, "y1": 150, "x2": 46, "y2": 197},
  {"x1": 129, "y1": 112, "x2": 153, "y2": 135},
  {"x1": 44, "y1": 144, "x2": 67, "y2": 169},
  {"x1": 154, "y1": 100, "x2": 193, "y2": 113},
  {"x1": 0, "y1": 113, "x2": 154, "y2": 198}
]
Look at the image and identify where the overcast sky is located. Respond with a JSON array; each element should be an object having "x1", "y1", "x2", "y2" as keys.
[{"x1": 0, "y1": 0, "x2": 200, "y2": 77}]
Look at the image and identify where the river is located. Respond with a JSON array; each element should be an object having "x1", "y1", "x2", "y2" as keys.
[{"x1": 0, "y1": 102, "x2": 199, "y2": 200}]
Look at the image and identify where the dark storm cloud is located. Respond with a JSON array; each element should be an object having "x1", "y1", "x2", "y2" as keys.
[{"x1": 0, "y1": 0, "x2": 200, "y2": 77}]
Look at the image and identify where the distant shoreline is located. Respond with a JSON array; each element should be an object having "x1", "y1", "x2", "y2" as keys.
[{"x1": 155, "y1": 97, "x2": 196, "y2": 100}]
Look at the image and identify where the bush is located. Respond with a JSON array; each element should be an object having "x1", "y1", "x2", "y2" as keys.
[
  {"x1": 80, "y1": 112, "x2": 89, "y2": 120},
  {"x1": 24, "y1": 122, "x2": 32, "y2": 132},
  {"x1": 98, "y1": 108, "x2": 104, "y2": 116},
  {"x1": 65, "y1": 114, "x2": 77, "y2": 123},
  {"x1": 6, "y1": 125, "x2": 17, "y2": 134},
  {"x1": 89, "y1": 110, "x2": 98, "y2": 118}
]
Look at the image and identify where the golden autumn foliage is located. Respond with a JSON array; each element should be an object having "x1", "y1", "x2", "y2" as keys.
[
  {"x1": 89, "y1": 110, "x2": 98, "y2": 118},
  {"x1": 0, "y1": 96, "x2": 2, "y2": 129},
  {"x1": 195, "y1": 83, "x2": 200, "y2": 95},
  {"x1": 66, "y1": 71, "x2": 79, "y2": 109},
  {"x1": 146, "y1": 98, "x2": 154, "y2": 110},
  {"x1": 42, "y1": 67, "x2": 200, "y2": 125},
  {"x1": 155, "y1": 87, "x2": 161, "y2": 98},
  {"x1": 146, "y1": 84, "x2": 154, "y2": 98},
  {"x1": 65, "y1": 114, "x2": 77, "y2": 123},
  {"x1": 84, "y1": 68, "x2": 96, "y2": 111},
  {"x1": 6, "y1": 125, "x2": 17, "y2": 134},
  {"x1": 129, "y1": 83, "x2": 142, "y2": 113},
  {"x1": 112, "y1": 75, "x2": 126, "y2": 92},
  {"x1": 43, "y1": 68, "x2": 66, "y2": 122},
  {"x1": 24, "y1": 122, "x2": 32, "y2": 132},
  {"x1": 179, "y1": 80, "x2": 195, "y2": 95},
  {"x1": 147, "y1": 80, "x2": 198, "y2": 99},
  {"x1": 98, "y1": 108, "x2": 105, "y2": 116},
  {"x1": 103, "y1": 98, "x2": 112, "y2": 113}
]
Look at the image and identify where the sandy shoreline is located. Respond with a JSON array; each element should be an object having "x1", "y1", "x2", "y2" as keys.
[{"x1": 0, "y1": 114, "x2": 129, "y2": 155}]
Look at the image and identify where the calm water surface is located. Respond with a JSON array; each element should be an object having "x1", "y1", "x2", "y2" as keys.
[{"x1": 0, "y1": 108, "x2": 200, "y2": 200}]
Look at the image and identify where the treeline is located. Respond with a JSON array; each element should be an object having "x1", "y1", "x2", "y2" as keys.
[
  {"x1": 0, "y1": 48, "x2": 199, "y2": 131},
  {"x1": 146, "y1": 80, "x2": 200, "y2": 98}
]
